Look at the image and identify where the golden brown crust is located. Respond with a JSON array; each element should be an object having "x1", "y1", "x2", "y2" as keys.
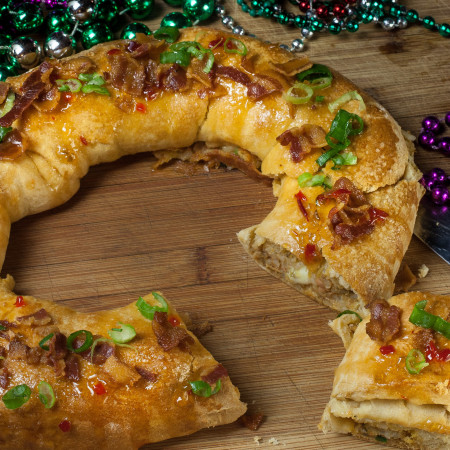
[
  {"x1": 0, "y1": 276, "x2": 246, "y2": 449},
  {"x1": 321, "y1": 292, "x2": 450, "y2": 448}
]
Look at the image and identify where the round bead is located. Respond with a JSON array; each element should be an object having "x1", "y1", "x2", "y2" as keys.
[
  {"x1": 233, "y1": 25, "x2": 245, "y2": 35},
  {"x1": 389, "y1": 4, "x2": 405, "y2": 17},
  {"x1": 405, "y1": 9, "x2": 419, "y2": 24},
  {"x1": 422, "y1": 116, "x2": 441, "y2": 133},
  {"x1": 445, "y1": 112, "x2": 450, "y2": 127},
  {"x1": 439, "y1": 23, "x2": 450, "y2": 38},
  {"x1": 290, "y1": 38, "x2": 304, "y2": 51},
  {"x1": 438, "y1": 137, "x2": 450, "y2": 156},
  {"x1": 125, "y1": 0, "x2": 154, "y2": 20},
  {"x1": 12, "y1": 3, "x2": 44, "y2": 32},
  {"x1": 162, "y1": 0, "x2": 183, "y2": 6},
  {"x1": 45, "y1": 7, "x2": 73, "y2": 34},
  {"x1": 346, "y1": 20, "x2": 359, "y2": 32},
  {"x1": 397, "y1": 17, "x2": 408, "y2": 29},
  {"x1": 431, "y1": 186, "x2": 449, "y2": 205},
  {"x1": 95, "y1": 0, "x2": 119, "y2": 25},
  {"x1": 183, "y1": 0, "x2": 215, "y2": 22},
  {"x1": 215, "y1": 5, "x2": 226, "y2": 17},
  {"x1": 381, "y1": 17, "x2": 396, "y2": 30},
  {"x1": 421, "y1": 175, "x2": 437, "y2": 191},
  {"x1": 44, "y1": 31, "x2": 76, "y2": 59},
  {"x1": 332, "y1": 4, "x2": 347, "y2": 19},
  {"x1": 310, "y1": 18, "x2": 325, "y2": 31},
  {"x1": 294, "y1": 16, "x2": 306, "y2": 28},
  {"x1": 120, "y1": 22, "x2": 151, "y2": 40},
  {"x1": 328, "y1": 22, "x2": 341, "y2": 34},
  {"x1": 422, "y1": 16, "x2": 436, "y2": 30},
  {"x1": 66, "y1": 0, "x2": 97, "y2": 23},
  {"x1": 81, "y1": 22, "x2": 113, "y2": 49},
  {"x1": 301, "y1": 28, "x2": 314, "y2": 39},
  {"x1": 298, "y1": 1, "x2": 310, "y2": 13},
  {"x1": 316, "y1": 5, "x2": 329, "y2": 18},
  {"x1": 161, "y1": 12, "x2": 192, "y2": 28},
  {"x1": 429, "y1": 168, "x2": 447, "y2": 183},
  {"x1": 360, "y1": 0, "x2": 372, "y2": 8},
  {"x1": 8, "y1": 37, "x2": 42, "y2": 70},
  {"x1": 0, "y1": 63, "x2": 17, "y2": 82},
  {"x1": 360, "y1": 11, "x2": 373, "y2": 23},
  {"x1": 222, "y1": 15, "x2": 234, "y2": 27},
  {"x1": 418, "y1": 131, "x2": 437, "y2": 149},
  {"x1": 277, "y1": 14, "x2": 289, "y2": 25}
]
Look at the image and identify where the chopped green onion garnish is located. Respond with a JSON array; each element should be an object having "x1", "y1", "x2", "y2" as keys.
[
  {"x1": 308, "y1": 76, "x2": 332, "y2": 90},
  {"x1": 108, "y1": 323, "x2": 136, "y2": 344},
  {"x1": 0, "y1": 126, "x2": 12, "y2": 142},
  {"x1": 336, "y1": 310, "x2": 362, "y2": 322},
  {"x1": 39, "y1": 333, "x2": 54, "y2": 351},
  {"x1": 331, "y1": 152, "x2": 358, "y2": 169},
  {"x1": 66, "y1": 78, "x2": 82, "y2": 92},
  {"x1": 0, "y1": 91, "x2": 15, "y2": 118},
  {"x1": 223, "y1": 38, "x2": 248, "y2": 56},
  {"x1": 315, "y1": 95, "x2": 325, "y2": 103},
  {"x1": 55, "y1": 79, "x2": 70, "y2": 92},
  {"x1": 296, "y1": 64, "x2": 332, "y2": 83},
  {"x1": 0, "y1": 324, "x2": 6, "y2": 331},
  {"x1": 38, "y1": 381, "x2": 56, "y2": 409},
  {"x1": 189, "y1": 379, "x2": 222, "y2": 397},
  {"x1": 375, "y1": 435, "x2": 387, "y2": 443},
  {"x1": 160, "y1": 49, "x2": 191, "y2": 67},
  {"x1": 2, "y1": 384, "x2": 32, "y2": 409},
  {"x1": 154, "y1": 26, "x2": 180, "y2": 43},
  {"x1": 297, "y1": 172, "x2": 331, "y2": 189},
  {"x1": 136, "y1": 292, "x2": 169, "y2": 320},
  {"x1": 283, "y1": 82, "x2": 314, "y2": 104},
  {"x1": 405, "y1": 348, "x2": 429, "y2": 375},
  {"x1": 81, "y1": 85, "x2": 110, "y2": 96},
  {"x1": 78, "y1": 73, "x2": 105, "y2": 86},
  {"x1": 328, "y1": 90, "x2": 366, "y2": 113},
  {"x1": 316, "y1": 147, "x2": 343, "y2": 168},
  {"x1": 67, "y1": 330, "x2": 94, "y2": 353},
  {"x1": 409, "y1": 300, "x2": 450, "y2": 339}
]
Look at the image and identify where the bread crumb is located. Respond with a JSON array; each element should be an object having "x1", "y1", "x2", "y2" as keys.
[
  {"x1": 435, "y1": 379, "x2": 449, "y2": 396},
  {"x1": 254, "y1": 436, "x2": 262, "y2": 446},
  {"x1": 417, "y1": 264, "x2": 429, "y2": 279},
  {"x1": 268, "y1": 437, "x2": 279, "y2": 445}
]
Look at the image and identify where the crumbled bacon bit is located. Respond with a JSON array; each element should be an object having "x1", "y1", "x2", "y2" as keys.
[
  {"x1": 93, "y1": 381, "x2": 106, "y2": 395},
  {"x1": 240, "y1": 412, "x2": 264, "y2": 431},
  {"x1": 202, "y1": 364, "x2": 228, "y2": 384},
  {"x1": 159, "y1": 64, "x2": 187, "y2": 92},
  {"x1": 126, "y1": 41, "x2": 140, "y2": 53},
  {"x1": 59, "y1": 420, "x2": 71, "y2": 432},
  {"x1": 413, "y1": 328, "x2": 434, "y2": 351},
  {"x1": 294, "y1": 190, "x2": 309, "y2": 221},
  {"x1": 17, "y1": 308, "x2": 52, "y2": 326},
  {"x1": 14, "y1": 296, "x2": 25, "y2": 307},
  {"x1": 0, "y1": 367, "x2": 9, "y2": 389},
  {"x1": 0, "y1": 320, "x2": 16, "y2": 330},
  {"x1": 9, "y1": 338, "x2": 29, "y2": 360},
  {"x1": 64, "y1": 354, "x2": 80, "y2": 381},
  {"x1": 366, "y1": 299, "x2": 402, "y2": 344},
  {"x1": 107, "y1": 49, "x2": 121, "y2": 56},
  {"x1": 80, "y1": 136, "x2": 88, "y2": 146},
  {"x1": 304, "y1": 243, "x2": 318, "y2": 263},
  {"x1": 152, "y1": 312, "x2": 194, "y2": 352},
  {"x1": 108, "y1": 52, "x2": 146, "y2": 97},
  {"x1": 74, "y1": 335, "x2": 115, "y2": 365},
  {"x1": 135, "y1": 366, "x2": 158, "y2": 382}
]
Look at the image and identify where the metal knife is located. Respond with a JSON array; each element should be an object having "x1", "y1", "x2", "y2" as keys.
[{"x1": 414, "y1": 195, "x2": 450, "y2": 264}]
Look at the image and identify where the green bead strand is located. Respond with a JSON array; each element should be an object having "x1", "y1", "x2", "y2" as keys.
[
  {"x1": 121, "y1": 22, "x2": 152, "y2": 40},
  {"x1": 346, "y1": 21, "x2": 359, "y2": 33},
  {"x1": 183, "y1": 0, "x2": 215, "y2": 22},
  {"x1": 422, "y1": 16, "x2": 436, "y2": 31},
  {"x1": 161, "y1": 12, "x2": 192, "y2": 28},
  {"x1": 439, "y1": 23, "x2": 450, "y2": 38},
  {"x1": 81, "y1": 22, "x2": 114, "y2": 49},
  {"x1": 406, "y1": 9, "x2": 419, "y2": 24},
  {"x1": 328, "y1": 23, "x2": 341, "y2": 35},
  {"x1": 12, "y1": 4, "x2": 44, "y2": 32},
  {"x1": 0, "y1": 64, "x2": 17, "y2": 82}
]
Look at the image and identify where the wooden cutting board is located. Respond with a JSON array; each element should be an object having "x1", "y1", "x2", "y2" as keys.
[{"x1": 2, "y1": 1, "x2": 450, "y2": 448}]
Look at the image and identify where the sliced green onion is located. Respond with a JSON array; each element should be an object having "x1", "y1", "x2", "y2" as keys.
[
  {"x1": 316, "y1": 146, "x2": 343, "y2": 167},
  {"x1": 108, "y1": 323, "x2": 136, "y2": 344},
  {"x1": 409, "y1": 300, "x2": 450, "y2": 339},
  {"x1": 296, "y1": 64, "x2": 332, "y2": 83},
  {"x1": 136, "y1": 292, "x2": 169, "y2": 320},
  {"x1": 223, "y1": 37, "x2": 247, "y2": 56},
  {"x1": 81, "y1": 85, "x2": 110, "y2": 96},
  {"x1": 56, "y1": 79, "x2": 70, "y2": 92},
  {"x1": 308, "y1": 76, "x2": 332, "y2": 90},
  {"x1": 336, "y1": 310, "x2": 362, "y2": 322},
  {"x1": 0, "y1": 324, "x2": 6, "y2": 331},
  {"x1": 154, "y1": 26, "x2": 180, "y2": 43},
  {"x1": 202, "y1": 50, "x2": 215, "y2": 74},
  {"x1": 38, "y1": 381, "x2": 56, "y2": 409},
  {"x1": 315, "y1": 95, "x2": 325, "y2": 103},
  {"x1": 405, "y1": 349, "x2": 429, "y2": 375},
  {"x1": 283, "y1": 82, "x2": 314, "y2": 105},
  {"x1": 189, "y1": 379, "x2": 222, "y2": 397},
  {"x1": 78, "y1": 73, "x2": 105, "y2": 86},
  {"x1": 67, "y1": 330, "x2": 94, "y2": 353},
  {"x1": 160, "y1": 49, "x2": 191, "y2": 67},
  {"x1": 0, "y1": 91, "x2": 15, "y2": 118},
  {"x1": 2, "y1": 384, "x2": 32, "y2": 409},
  {"x1": 331, "y1": 152, "x2": 358, "y2": 169},
  {"x1": 298, "y1": 172, "x2": 331, "y2": 189},
  {"x1": 39, "y1": 333, "x2": 54, "y2": 351},
  {"x1": 0, "y1": 126, "x2": 12, "y2": 142},
  {"x1": 66, "y1": 78, "x2": 82, "y2": 92},
  {"x1": 329, "y1": 90, "x2": 366, "y2": 113}
]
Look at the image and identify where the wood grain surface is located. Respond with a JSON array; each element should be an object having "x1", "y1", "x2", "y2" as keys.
[{"x1": 2, "y1": 1, "x2": 450, "y2": 448}]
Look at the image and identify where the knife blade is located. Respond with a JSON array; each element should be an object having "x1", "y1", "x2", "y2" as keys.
[{"x1": 414, "y1": 196, "x2": 450, "y2": 265}]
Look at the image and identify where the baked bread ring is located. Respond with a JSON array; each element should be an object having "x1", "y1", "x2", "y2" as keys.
[{"x1": 0, "y1": 26, "x2": 423, "y2": 446}]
